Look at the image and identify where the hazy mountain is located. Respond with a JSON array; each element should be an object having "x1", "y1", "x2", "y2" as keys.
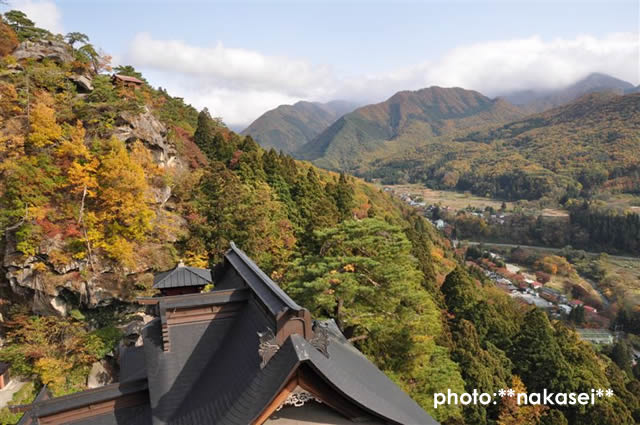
[
  {"x1": 501, "y1": 73, "x2": 634, "y2": 113},
  {"x1": 296, "y1": 86, "x2": 525, "y2": 171},
  {"x1": 241, "y1": 100, "x2": 358, "y2": 153}
]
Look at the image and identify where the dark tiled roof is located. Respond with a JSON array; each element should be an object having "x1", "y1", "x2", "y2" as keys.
[
  {"x1": 222, "y1": 242, "x2": 301, "y2": 315},
  {"x1": 119, "y1": 346, "x2": 147, "y2": 383},
  {"x1": 293, "y1": 323, "x2": 438, "y2": 425},
  {"x1": 0, "y1": 361, "x2": 9, "y2": 374},
  {"x1": 153, "y1": 265, "x2": 212, "y2": 289},
  {"x1": 169, "y1": 300, "x2": 290, "y2": 424}
]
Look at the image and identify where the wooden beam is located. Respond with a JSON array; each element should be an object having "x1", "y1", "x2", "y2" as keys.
[
  {"x1": 38, "y1": 391, "x2": 148, "y2": 425},
  {"x1": 253, "y1": 377, "x2": 298, "y2": 425}
]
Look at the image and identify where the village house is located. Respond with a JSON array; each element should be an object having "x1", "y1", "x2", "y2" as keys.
[
  {"x1": 530, "y1": 281, "x2": 543, "y2": 290},
  {"x1": 13, "y1": 243, "x2": 437, "y2": 425},
  {"x1": 569, "y1": 299, "x2": 584, "y2": 308}
]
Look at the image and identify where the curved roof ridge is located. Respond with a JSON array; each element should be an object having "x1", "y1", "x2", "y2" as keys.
[{"x1": 228, "y1": 242, "x2": 301, "y2": 312}]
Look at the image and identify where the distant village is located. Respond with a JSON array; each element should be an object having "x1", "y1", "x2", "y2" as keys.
[{"x1": 384, "y1": 186, "x2": 626, "y2": 350}]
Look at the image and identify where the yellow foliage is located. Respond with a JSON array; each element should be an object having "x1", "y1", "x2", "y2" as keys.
[
  {"x1": 34, "y1": 357, "x2": 73, "y2": 395},
  {"x1": 497, "y1": 375, "x2": 547, "y2": 425},
  {"x1": 0, "y1": 83, "x2": 20, "y2": 116},
  {"x1": 101, "y1": 235, "x2": 135, "y2": 269},
  {"x1": 183, "y1": 251, "x2": 208, "y2": 268},
  {"x1": 130, "y1": 140, "x2": 162, "y2": 178},
  {"x1": 28, "y1": 95, "x2": 62, "y2": 148},
  {"x1": 97, "y1": 138, "x2": 155, "y2": 238}
]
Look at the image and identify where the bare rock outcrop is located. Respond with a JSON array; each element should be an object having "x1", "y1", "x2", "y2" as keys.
[
  {"x1": 12, "y1": 40, "x2": 73, "y2": 64},
  {"x1": 113, "y1": 106, "x2": 181, "y2": 168},
  {"x1": 87, "y1": 360, "x2": 116, "y2": 389}
]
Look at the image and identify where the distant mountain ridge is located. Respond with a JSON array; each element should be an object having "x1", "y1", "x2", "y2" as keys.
[
  {"x1": 296, "y1": 86, "x2": 525, "y2": 171},
  {"x1": 500, "y1": 73, "x2": 635, "y2": 113},
  {"x1": 364, "y1": 91, "x2": 640, "y2": 201},
  {"x1": 241, "y1": 100, "x2": 358, "y2": 152}
]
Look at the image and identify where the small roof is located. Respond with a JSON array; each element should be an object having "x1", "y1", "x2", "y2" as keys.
[
  {"x1": 0, "y1": 362, "x2": 9, "y2": 374},
  {"x1": 112, "y1": 74, "x2": 144, "y2": 84},
  {"x1": 153, "y1": 262, "x2": 212, "y2": 290}
]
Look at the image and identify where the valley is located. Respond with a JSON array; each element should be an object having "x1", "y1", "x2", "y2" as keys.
[{"x1": 386, "y1": 182, "x2": 640, "y2": 371}]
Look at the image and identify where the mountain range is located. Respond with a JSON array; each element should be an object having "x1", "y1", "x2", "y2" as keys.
[
  {"x1": 296, "y1": 86, "x2": 525, "y2": 171},
  {"x1": 240, "y1": 100, "x2": 358, "y2": 152},
  {"x1": 242, "y1": 73, "x2": 636, "y2": 174}
]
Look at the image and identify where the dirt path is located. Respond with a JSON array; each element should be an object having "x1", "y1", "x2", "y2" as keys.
[{"x1": 0, "y1": 380, "x2": 27, "y2": 409}]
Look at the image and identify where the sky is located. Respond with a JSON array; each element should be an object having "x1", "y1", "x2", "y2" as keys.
[{"x1": 3, "y1": 0, "x2": 640, "y2": 128}]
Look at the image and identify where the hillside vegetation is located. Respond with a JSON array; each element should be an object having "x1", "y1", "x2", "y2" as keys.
[
  {"x1": 0, "y1": 12, "x2": 639, "y2": 425},
  {"x1": 241, "y1": 100, "x2": 357, "y2": 153}
]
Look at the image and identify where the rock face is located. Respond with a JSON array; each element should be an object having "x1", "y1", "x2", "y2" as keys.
[
  {"x1": 12, "y1": 40, "x2": 74, "y2": 64},
  {"x1": 113, "y1": 107, "x2": 180, "y2": 168},
  {"x1": 87, "y1": 360, "x2": 115, "y2": 389},
  {"x1": 120, "y1": 313, "x2": 154, "y2": 347},
  {"x1": 2, "y1": 232, "x2": 120, "y2": 315},
  {"x1": 0, "y1": 104, "x2": 188, "y2": 316}
]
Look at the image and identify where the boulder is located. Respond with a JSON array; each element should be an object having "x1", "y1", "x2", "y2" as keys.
[
  {"x1": 69, "y1": 74, "x2": 93, "y2": 92},
  {"x1": 87, "y1": 360, "x2": 115, "y2": 389},
  {"x1": 13, "y1": 40, "x2": 73, "y2": 64}
]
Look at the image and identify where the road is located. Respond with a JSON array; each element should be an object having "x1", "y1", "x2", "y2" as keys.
[{"x1": 462, "y1": 241, "x2": 639, "y2": 262}]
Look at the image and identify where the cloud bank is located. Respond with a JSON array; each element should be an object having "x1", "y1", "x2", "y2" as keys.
[{"x1": 127, "y1": 32, "x2": 638, "y2": 128}]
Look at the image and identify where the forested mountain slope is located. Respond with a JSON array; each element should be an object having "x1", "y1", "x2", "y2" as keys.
[
  {"x1": 241, "y1": 100, "x2": 358, "y2": 153},
  {"x1": 296, "y1": 86, "x2": 525, "y2": 172},
  {"x1": 367, "y1": 92, "x2": 640, "y2": 202},
  {"x1": 0, "y1": 12, "x2": 639, "y2": 425}
]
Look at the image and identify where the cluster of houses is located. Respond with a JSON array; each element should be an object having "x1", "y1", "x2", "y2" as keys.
[
  {"x1": 384, "y1": 187, "x2": 510, "y2": 233},
  {"x1": 467, "y1": 253, "x2": 611, "y2": 333}
]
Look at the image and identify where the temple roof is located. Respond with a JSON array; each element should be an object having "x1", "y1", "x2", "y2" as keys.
[
  {"x1": 152, "y1": 263, "x2": 212, "y2": 290},
  {"x1": 15, "y1": 243, "x2": 438, "y2": 425}
]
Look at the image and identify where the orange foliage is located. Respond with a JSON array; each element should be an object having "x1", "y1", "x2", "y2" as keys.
[{"x1": 0, "y1": 21, "x2": 18, "y2": 57}]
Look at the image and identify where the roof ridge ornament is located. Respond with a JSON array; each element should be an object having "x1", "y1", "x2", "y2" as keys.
[
  {"x1": 258, "y1": 329, "x2": 279, "y2": 368},
  {"x1": 276, "y1": 389, "x2": 322, "y2": 411},
  {"x1": 310, "y1": 325, "x2": 330, "y2": 358}
]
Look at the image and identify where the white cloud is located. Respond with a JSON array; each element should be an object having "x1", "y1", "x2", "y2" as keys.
[
  {"x1": 422, "y1": 33, "x2": 640, "y2": 95},
  {"x1": 126, "y1": 32, "x2": 639, "y2": 128},
  {"x1": 9, "y1": 0, "x2": 63, "y2": 34},
  {"x1": 128, "y1": 33, "x2": 333, "y2": 98}
]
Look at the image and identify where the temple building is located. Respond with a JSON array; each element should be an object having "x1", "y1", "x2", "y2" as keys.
[{"x1": 15, "y1": 243, "x2": 437, "y2": 425}]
